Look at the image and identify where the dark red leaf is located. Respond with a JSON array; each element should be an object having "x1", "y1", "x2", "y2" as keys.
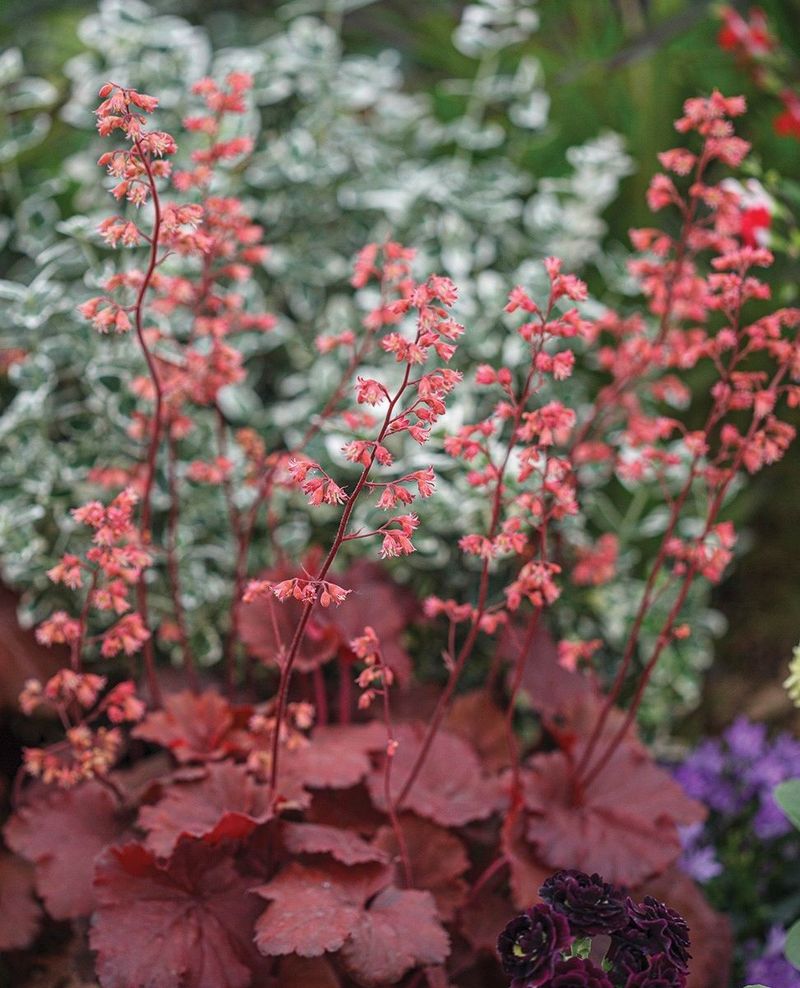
[
  {"x1": 132, "y1": 690, "x2": 250, "y2": 763},
  {"x1": 368, "y1": 723, "x2": 503, "y2": 827},
  {"x1": 445, "y1": 690, "x2": 511, "y2": 773},
  {"x1": 459, "y1": 891, "x2": 516, "y2": 955},
  {"x1": 4, "y1": 781, "x2": 126, "y2": 919},
  {"x1": 500, "y1": 618, "x2": 592, "y2": 719},
  {"x1": 0, "y1": 586, "x2": 63, "y2": 708},
  {"x1": 91, "y1": 839, "x2": 263, "y2": 988},
  {"x1": 307, "y1": 785, "x2": 386, "y2": 835},
  {"x1": 522, "y1": 744, "x2": 705, "y2": 886},
  {"x1": 277, "y1": 956, "x2": 341, "y2": 988},
  {"x1": 254, "y1": 860, "x2": 389, "y2": 958},
  {"x1": 138, "y1": 762, "x2": 274, "y2": 857},
  {"x1": 282, "y1": 822, "x2": 388, "y2": 866},
  {"x1": 340, "y1": 887, "x2": 450, "y2": 986},
  {"x1": 281, "y1": 722, "x2": 385, "y2": 792},
  {"x1": 501, "y1": 808, "x2": 551, "y2": 910},
  {"x1": 373, "y1": 814, "x2": 469, "y2": 920},
  {"x1": 239, "y1": 560, "x2": 415, "y2": 681},
  {"x1": 0, "y1": 852, "x2": 41, "y2": 950},
  {"x1": 327, "y1": 560, "x2": 416, "y2": 685}
]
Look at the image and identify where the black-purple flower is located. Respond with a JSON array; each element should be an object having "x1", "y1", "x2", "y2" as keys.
[
  {"x1": 624, "y1": 952, "x2": 688, "y2": 988},
  {"x1": 497, "y1": 903, "x2": 573, "y2": 987},
  {"x1": 550, "y1": 956, "x2": 614, "y2": 988},
  {"x1": 539, "y1": 869, "x2": 629, "y2": 936},
  {"x1": 609, "y1": 895, "x2": 691, "y2": 981}
]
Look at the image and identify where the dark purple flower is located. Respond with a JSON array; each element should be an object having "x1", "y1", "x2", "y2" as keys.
[
  {"x1": 550, "y1": 956, "x2": 614, "y2": 988},
  {"x1": 613, "y1": 896, "x2": 691, "y2": 975},
  {"x1": 624, "y1": 953, "x2": 688, "y2": 988},
  {"x1": 497, "y1": 903, "x2": 573, "y2": 988},
  {"x1": 539, "y1": 869, "x2": 629, "y2": 936}
]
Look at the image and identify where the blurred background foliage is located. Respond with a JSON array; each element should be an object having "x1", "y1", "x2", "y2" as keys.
[{"x1": 1, "y1": 0, "x2": 799, "y2": 738}]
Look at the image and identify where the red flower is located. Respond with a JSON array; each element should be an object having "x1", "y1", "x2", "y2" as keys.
[{"x1": 774, "y1": 91, "x2": 800, "y2": 140}]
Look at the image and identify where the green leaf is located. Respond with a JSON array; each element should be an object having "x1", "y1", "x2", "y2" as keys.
[
  {"x1": 786, "y1": 918, "x2": 800, "y2": 971},
  {"x1": 774, "y1": 780, "x2": 800, "y2": 832}
]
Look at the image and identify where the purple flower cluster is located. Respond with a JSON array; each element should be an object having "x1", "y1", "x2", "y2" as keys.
[
  {"x1": 674, "y1": 716, "x2": 800, "y2": 860},
  {"x1": 496, "y1": 871, "x2": 691, "y2": 988},
  {"x1": 744, "y1": 926, "x2": 800, "y2": 988}
]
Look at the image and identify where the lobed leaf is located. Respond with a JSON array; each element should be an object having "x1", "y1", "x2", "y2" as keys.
[
  {"x1": 91, "y1": 839, "x2": 263, "y2": 988},
  {"x1": 4, "y1": 780, "x2": 126, "y2": 919},
  {"x1": 340, "y1": 886, "x2": 450, "y2": 986},
  {"x1": 367, "y1": 723, "x2": 503, "y2": 827},
  {"x1": 138, "y1": 761, "x2": 274, "y2": 857}
]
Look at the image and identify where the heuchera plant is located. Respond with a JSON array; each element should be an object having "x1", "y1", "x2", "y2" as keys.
[{"x1": 1, "y1": 76, "x2": 799, "y2": 987}]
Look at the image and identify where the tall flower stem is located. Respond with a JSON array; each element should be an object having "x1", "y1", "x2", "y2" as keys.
[{"x1": 131, "y1": 141, "x2": 165, "y2": 707}]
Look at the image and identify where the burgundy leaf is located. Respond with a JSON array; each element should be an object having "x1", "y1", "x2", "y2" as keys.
[
  {"x1": 132, "y1": 690, "x2": 250, "y2": 763},
  {"x1": 281, "y1": 722, "x2": 385, "y2": 791},
  {"x1": 277, "y1": 955, "x2": 341, "y2": 988},
  {"x1": 282, "y1": 822, "x2": 388, "y2": 866},
  {"x1": 253, "y1": 860, "x2": 389, "y2": 958},
  {"x1": 138, "y1": 762, "x2": 273, "y2": 857},
  {"x1": 460, "y1": 891, "x2": 517, "y2": 955},
  {"x1": 4, "y1": 781, "x2": 126, "y2": 919},
  {"x1": 0, "y1": 852, "x2": 41, "y2": 950},
  {"x1": 90, "y1": 839, "x2": 262, "y2": 988},
  {"x1": 239, "y1": 561, "x2": 340, "y2": 673},
  {"x1": 307, "y1": 785, "x2": 386, "y2": 835},
  {"x1": 501, "y1": 808, "x2": 552, "y2": 910},
  {"x1": 445, "y1": 690, "x2": 511, "y2": 773},
  {"x1": 239, "y1": 560, "x2": 415, "y2": 681},
  {"x1": 368, "y1": 723, "x2": 503, "y2": 827},
  {"x1": 522, "y1": 744, "x2": 705, "y2": 886},
  {"x1": 500, "y1": 618, "x2": 592, "y2": 719},
  {"x1": 327, "y1": 560, "x2": 416, "y2": 685},
  {"x1": 340, "y1": 887, "x2": 450, "y2": 986},
  {"x1": 0, "y1": 586, "x2": 63, "y2": 708},
  {"x1": 374, "y1": 814, "x2": 469, "y2": 920}
]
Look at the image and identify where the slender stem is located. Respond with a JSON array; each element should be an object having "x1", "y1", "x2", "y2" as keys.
[
  {"x1": 338, "y1": 658, "x2": 352, "y2": 725},
  {"x1": 313, "y1": 664, "x2": 328, "y2": 727},
  {"x1": 166, "y1": 438, "x2": 199, "y2": 691},
  {"x1": 504, "y1": 610, "x2": 541, "y2": 803},
  {"x1": 224, "y1": 333, "x2": 375, "y2": 686},
  {"x1": 580, "y1": 362, "x2": 786, "y2": 788},
  {"x1": 268, "y1": 361, "x2": 414, "y2": 799},
  {"x1": 395, "y1": 359, "x2": 542, "y2": 809},
  {"x1": 461, "y1": 854, "x2": 509, "y2": 910},
  {"x1": 131, "y1": 140, "x2": 165, "y2": 708},
  {"x1": 71, "y1": 569, "x2": 99, "y2": 672},
  {"x1": 379, "y1": 676, "x2": 413, "y2": 888}
]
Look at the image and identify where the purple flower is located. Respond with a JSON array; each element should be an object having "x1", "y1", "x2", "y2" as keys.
[
  {"x1": 539, "y1": 869, "x2": 629, "y2": 936},
  {"x1": 745, "y1": 927, "x2": 800, "y2": 988},
  {"x1": 679, "y1": 842, "x2": 722, "y2": 883},
  {"x1": 624, "y1": 953, "x2": 688, "y2": 988},
  {"x1": 549, "y1": 956, "x2": 614, "y2": 988},
  {"x1": 497, "y1": 903, "x2": 573, "y2": 988},
  {"x1": 673, "y1": 740, "x2": 744, "y2": 815},
  {"x1": 754, "y1": 793, "x2": 794, "y2": 840},
  {"x1": 724, "y1": 716, "x2": 767, "y2": 760}
]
